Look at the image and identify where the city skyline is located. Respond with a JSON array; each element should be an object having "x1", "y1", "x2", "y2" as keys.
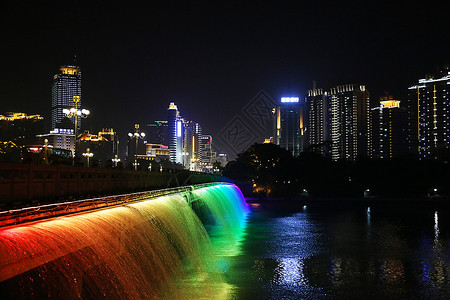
[{"x1": 1, "y1": 2, "x2": 448, "y2": 143}]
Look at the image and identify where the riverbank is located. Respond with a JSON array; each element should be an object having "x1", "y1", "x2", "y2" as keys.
[{"x1": 245, "y1": 196, "x2": 450, "y2": 209}]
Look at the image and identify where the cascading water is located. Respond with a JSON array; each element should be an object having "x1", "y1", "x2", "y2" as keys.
[
  {"x1": 192, "y1": 185, "x2": 249, "y2": 256},
  {"x1": 0, "y1": 183, "x2": 248, "y2": 299}
]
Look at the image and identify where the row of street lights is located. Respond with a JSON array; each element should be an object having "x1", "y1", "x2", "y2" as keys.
[{"x1": 64, "y1": 98, "x2": 146, "y2": 170}]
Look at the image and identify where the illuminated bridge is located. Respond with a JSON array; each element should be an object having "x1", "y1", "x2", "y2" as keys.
[{"x1": 0, "y1": 182, "x2": 249, "y2": 299}]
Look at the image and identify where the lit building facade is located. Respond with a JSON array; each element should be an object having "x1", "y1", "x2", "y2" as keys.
[
  {"x1": 306, "y1": 87, "x2": 332, "y2": 157},
  {"x1": 144, "y1": 144, "x2": 170, "y2": 160},
  {"x1": 199, "y1": 134, "x2": 214, "y2": 171},
  {"x1": 330, "y1": 84, "x2": 370, "y2": 160},
  {"x1": 273, "y1": 97, "x2": 304, "y2": 157},
  {"x1": 78, "y1": 129, "x2": 119, "y2": 167},
  {"x1": 51, "y1": 65, "x2": 82, "y2": 130},
  {"x1": 36, "y1": 128, "x2": 75, "y2": 154},
  {"x1": 0, "y1": 112, "x2": 44, "y2": 146},
  {"x1": 135, "y1": 144, "x2": 170, "y2": 169},
  {"x1": 407, "y1": 69, "x2": 450, "y2": 159},
  {"x1": 167, "y1": 102, "x2": 183, "y2": 164},
  {"x1": 370, "y1": 97, "x2": 408, "y2": 159},
  {"x1": 182, "y1": 120, "x2": 201, "y2": 171}
]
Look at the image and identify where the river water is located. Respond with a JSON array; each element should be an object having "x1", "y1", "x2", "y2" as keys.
[{"x1": 220, "y1": 201, "x2": 450, "y2": 299}]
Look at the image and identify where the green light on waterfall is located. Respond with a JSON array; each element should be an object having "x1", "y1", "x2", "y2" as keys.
[{"x1": 0, "y1": 183, "x2": 249, "y2": 300}]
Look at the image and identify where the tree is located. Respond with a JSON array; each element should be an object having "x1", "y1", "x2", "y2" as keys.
[{"x1": 224, "y1": 143, "x2": 297, "y2": 196}]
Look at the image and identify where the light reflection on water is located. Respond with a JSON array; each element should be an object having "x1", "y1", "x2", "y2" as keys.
[{"x1": 226, "y1": 203, "x2": 450, "y2": 299}]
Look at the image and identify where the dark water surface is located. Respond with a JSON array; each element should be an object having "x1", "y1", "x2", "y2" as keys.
[{"x1": 225, "y1": 201, "x2": 450, "y2": 299}]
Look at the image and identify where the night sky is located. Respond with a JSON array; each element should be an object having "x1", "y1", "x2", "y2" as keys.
[{"x1": 1, "y1": 1, "x2": 448, "y2": 152}]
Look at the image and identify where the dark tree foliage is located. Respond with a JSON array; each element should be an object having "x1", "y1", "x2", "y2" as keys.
[
  {"x1": 223, "y1": 143, "x2": 298, "y2": 196},
  {"x1": 224, "y1": 143, "x2": 450, "y2": 199}
]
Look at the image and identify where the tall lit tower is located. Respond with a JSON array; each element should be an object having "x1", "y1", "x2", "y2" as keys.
[
  {"x1": 306, "y1": 85, "x2": 332, "y2": 156},
  {"x1": 330, "y1": 84, "x2": 370, "y2": 160},
  {"x1": 273, "y1": 97, "x2": 304, "y2": 156},
  {"x1": 407, "y1": 68, "x2": 450, "y2": 159},
  {"x1": 51, "y1": 65, "x2": 82, "y2": 130},
  {"x1": 182, "y1": 120, "x2": 201, "y2": 171},
  {"x1": 167, "y1": 102, "x2": 183, "y2": 164},
  {"x1": 370, "y1": 96, "x2": 408, "y2": 159}
]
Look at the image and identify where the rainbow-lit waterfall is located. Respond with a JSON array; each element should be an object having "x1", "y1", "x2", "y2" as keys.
[{"x1": 0, "y1": 183, "x2": 249, "y2": 299}]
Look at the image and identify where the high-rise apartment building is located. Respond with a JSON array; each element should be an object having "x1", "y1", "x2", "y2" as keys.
[
  {"x1": 51, "y1": 65, "x2": 82, "y2": 131},
  {"x1": 306, "y1": 87, "x2": 332, "y2": 157},
  {"x1": 182, "y1": 120, "x2": 201, "y2": 171},
  {"x1": 370, "y1": 97, "x2": 408, "y2": 159},
  {"x1": 407, "y1": 69, "x2": 450, "y2": 159},
  {"x1": 199, "y1": 134, "x2": 214, "y2": 171},
  {"x1": 273, "y1": 97, "x2": 304, "y2": 156},
  {"x1": 330, "y1": 84, "x2": 370, "y2": 160}
]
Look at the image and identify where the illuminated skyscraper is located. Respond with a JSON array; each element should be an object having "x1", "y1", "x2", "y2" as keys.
[
  {"x1": 370, "y1": 97, "x2": 408, "y2": 159},
  {"x1": 407, "y1": 68, "x2": 450, "y2": 159},
  {"x1": 182, "y1": 120, "x2": 201, "y2": 171},
  {"x1": 330, "y1": 84, "x2": 370, "y2": 160},
  {"x1": 273, "y1": 97, "x2": 304, "y2": 156},
  {"x1": 51, "y1": 65, "x2": 82, "y2": 130},
  {"x1": 199, "y1": 134, "x2": 214, "y2": 171},
  {"x1": 167, "y1": 102, "x2": 183, "y2": 164},
  {"x1": 306, "y1": 86, "x2": 332, "y2": 157}
]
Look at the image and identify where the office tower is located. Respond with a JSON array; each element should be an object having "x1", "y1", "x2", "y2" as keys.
[
  {"x1": 199, "y1": 134, "x2": 214, "y2": 171},
  {"x1": 407, "y1": 68, "x2": 450, "y2": 159},
  {"x1": 182, "y1": 120, "x2": 201, "y2": 171},
  {"x1": 273, "y1": 97, "x2": 304, "y2": 157},
  {"x1": 51, "y1": 65, "x2": 82, "y2": 131},
  {"x1": 167, "y1": 102, "x2": 183, "y2": 164},
  {"x1": 306, "y1": 87, "x2": 332, "y2": 157},
  {"x1": 370, "y1": 97, "x2": 408, "y2": 159},
  {"x1": 329, "y1": 84, "x2": 370, "y2": 160},
  {"x1": 146, "y1": 121, "x2": 168, "y2": 145}
]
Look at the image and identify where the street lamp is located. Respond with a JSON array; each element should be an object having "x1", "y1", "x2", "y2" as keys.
[
  {"x1": 82, "y1": 148, "x2": 93, "y2": 167},
  {"x1": 112, "y1": 155, "x2": 121, "y2": 167},
  {"x1": 62, "y1": 96, "x2": 90, "y2": 157},
  {"x1": 128, "y1": 124, "x2": 145, "y2": 171}
]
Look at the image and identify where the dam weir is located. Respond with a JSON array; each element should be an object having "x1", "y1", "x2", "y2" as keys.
[{"x1": 0, "y1": 183, "x2": 249, "y2": 299}]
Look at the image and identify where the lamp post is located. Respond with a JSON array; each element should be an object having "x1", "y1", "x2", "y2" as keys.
[
  {"x1": 82, "y1": 148, "x2": 93, "y2": 167},
  {"x1": 43, "y1": 138, "x2": 49, "y2": 165},
  {"x1": 62, "y1": 95, "x2": 90, "y2": 158},
  {"x1": 112, "y1": 154, "x2": 121, "y2": 167},
  {"x1": 128, "y1": 124, "x2": 145, "y2": 171}
]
